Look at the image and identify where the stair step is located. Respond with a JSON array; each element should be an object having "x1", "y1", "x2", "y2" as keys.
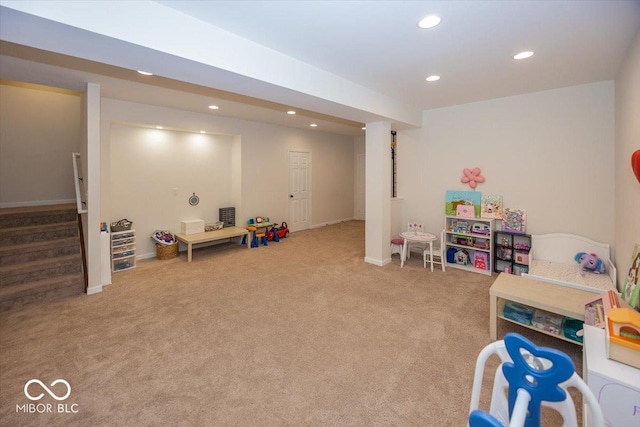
[
  {"x1": 0, "y1": 204, "x2": 77, "y2": 229},
  {"x1": 0, "y1": 274, "x2": 84, "y2": 312},
  {"x1": 1, "y1": 221, "x2": 78, "y2": 246},
  {"x1": 0, "y1": 254, "x2": 83, "y2": 286},
  {"x1": 0, "y1": 237, "x2": 80, "y2": 265},
  {"x1": 0, "y1": 204, "x2": 85, "y2": 310}
]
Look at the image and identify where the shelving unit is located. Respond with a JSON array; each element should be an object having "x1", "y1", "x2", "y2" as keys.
[
  {"x1": 111, "y1": 229, "x2": 136, "y2": 272},
  {"x1": 494, "y1": 230, "x2": 531, "y2": 275},
  {"x1": 444, "y1": 215, "x2": 493, "y2": 276},
  {"x1": 497, "y1": 299, "x2": 582, "y2": 346}
]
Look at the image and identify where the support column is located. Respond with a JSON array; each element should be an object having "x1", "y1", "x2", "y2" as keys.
[
  {"x1": 364, "y1": 121, "x2": 391, "y2": 266},
  {"x1": 85, "y1": 83, "x2": 102, "y2": 295}
]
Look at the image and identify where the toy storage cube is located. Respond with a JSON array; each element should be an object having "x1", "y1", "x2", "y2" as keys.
[
  {"x1": 515, "y1": 252, "x2": 529, "y2": 265},
  {"x1": 447, "y1": 247, "x2": 457, "y2": 264},
  {"x1": 473, "y1": 252, "x2": 489, "y2": 270},
  {"x1": 181, "y1": 220, "x2": 205, "y2": 235}
]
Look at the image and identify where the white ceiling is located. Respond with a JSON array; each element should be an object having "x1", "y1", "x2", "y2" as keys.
[{"x1": 1, "y1": 1, "x2": 639, "y2": 136}]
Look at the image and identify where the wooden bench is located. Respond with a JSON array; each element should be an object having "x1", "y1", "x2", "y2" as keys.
[{"x1": 175, "y1": 226, "x2": 250, "y2": 262}]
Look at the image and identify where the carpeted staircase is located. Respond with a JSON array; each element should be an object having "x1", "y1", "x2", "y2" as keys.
[{"x1": 0, "y1": 204, "x2": 85, "y2": 311}]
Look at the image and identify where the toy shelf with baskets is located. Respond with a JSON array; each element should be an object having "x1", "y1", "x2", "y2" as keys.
[
  {"x1": 111, "y1": 229, "x2": 136, "y2": 272},
  {"x1": 493, "y1": 230, "x2": 531, "y2": 276},
  {"x1": 444, "y1": 216, "x2": 493, "y2": 276}
]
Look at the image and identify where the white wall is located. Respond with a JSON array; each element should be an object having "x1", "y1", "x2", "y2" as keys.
[
  {"x1": 0, "y1": 83, "x2": 81, "y2": 207},
  {"x1": 398, "y1": 81, "x2": 615, "y2": 245},
  {"x1": 110, "y1": 124, "x2": 236, "y2": 256},
  {"x1": 101, "y1": 98, "x2": 355, "y2": 258},
  {"x1": 615, "y1": 29, "x2": 640, "y2": 290}
]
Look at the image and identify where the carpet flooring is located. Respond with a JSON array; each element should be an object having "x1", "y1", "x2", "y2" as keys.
[{"x1": 0, "y1": 220, "x2": 582, "y2": 426}]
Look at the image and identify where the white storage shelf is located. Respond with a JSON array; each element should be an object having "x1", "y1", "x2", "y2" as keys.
[
  {"x1": 111, "y1": 229, "x2": 136, "y2": 272},
  {"x1": 444, "y1": 215, "x2": 493, "y2": 276}
]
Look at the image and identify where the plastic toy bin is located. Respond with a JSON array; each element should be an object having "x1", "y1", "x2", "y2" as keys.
[{"x1": 502, "y1": 301, "x2": 534, "y2": 325}]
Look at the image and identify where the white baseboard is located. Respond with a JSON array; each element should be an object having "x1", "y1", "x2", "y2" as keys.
[
  {"x1": 0, "y1": 199, "x2": 76, "y2": 209},
  {"x1": 87, "y1": 285, "x2": 103, "y2": 295},
  {"x1": 364, "y1": 256, "x2": 391, "y2": 266},
  {"x1": 310, "y1": 217, "x2": 355, "y2": 229}
]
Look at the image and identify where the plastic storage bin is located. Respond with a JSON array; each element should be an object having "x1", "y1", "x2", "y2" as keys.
[
  {"x1": 532, "y1": 308, "x2": 563, "y2": 336},
  {"x1": 503, "y1": 301, "x2": 534, "y2": 325},
  {"x1": 563, "y1": 317, "x2": 584, "y2": 343}
]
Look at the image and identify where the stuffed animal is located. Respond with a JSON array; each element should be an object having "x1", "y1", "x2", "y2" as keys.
[{"x1": 575, "y1": 252, "x2": 605, "y2": 274}]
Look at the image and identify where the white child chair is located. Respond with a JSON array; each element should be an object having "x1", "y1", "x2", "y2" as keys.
[
  {"x1": 468, "y1": 333, "x2": 605, "y2": 427},
  {"x1": 423, "y1": 229, "x2": 445, "y2": 272},
  {"x1": 405, "y1": 222, "x2": 428, "y2": 259}
]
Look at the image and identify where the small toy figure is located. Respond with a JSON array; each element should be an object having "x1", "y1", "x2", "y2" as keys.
[{"x1": 575, "y1": 252, "x2": 605, "y2": 274}]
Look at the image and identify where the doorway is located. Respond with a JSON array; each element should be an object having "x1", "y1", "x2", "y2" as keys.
[{"x1": 288, "y1": 151, "x2": 311, "y2": 232}]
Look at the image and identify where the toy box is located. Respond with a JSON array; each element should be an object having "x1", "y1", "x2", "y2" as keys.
[
  {"x1": 563, "y1": 317, "x2": 584, "y2": 343},
  {"x1": 456, "y1": 204, "x2": 474, "y2": 218},
  {"x1": 503, "y1": 301, "x2": 534, "y2": 325},
  {"x1": 474, "y1": 252, "x2": 489, "y2": 270},
  {"x1": 181, "y1": 220, "x2": 205, "y2": 235},
  {"x1": 514, "y1": 252, "x2": 529, "y2": 265},
  {"x1": 532, "y1": 308, "x2": 563, "y2": 336},
  {"x1": 454, "y1": 249, "x2": 470, "y2": 265},
  {"x1": 446, "y1": 247, "x2": 457, "y2": 264}
]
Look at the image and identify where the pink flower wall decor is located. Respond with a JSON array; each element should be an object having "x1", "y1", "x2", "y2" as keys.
[{"x1": 461, "y1": 168, "x2": 485, "y2": 189}]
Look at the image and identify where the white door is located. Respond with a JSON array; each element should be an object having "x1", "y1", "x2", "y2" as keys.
[
  {"x1": 356, "y1": 154, "x2": 366, "y2": 220},
  {"x1": 288, "y1": 151, "x2": 310, "y2": 232}
]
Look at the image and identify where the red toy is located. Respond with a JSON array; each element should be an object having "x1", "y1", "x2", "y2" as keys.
[{"x1": 266, "y1": 222, "x2": 290, "y2": 241}]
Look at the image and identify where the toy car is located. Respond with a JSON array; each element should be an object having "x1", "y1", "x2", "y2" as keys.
[{"x1": 266, "y1": 222, "x2": 290, "y2": 241}]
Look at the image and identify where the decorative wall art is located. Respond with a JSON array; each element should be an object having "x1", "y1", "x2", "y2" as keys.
[
  {"x1": 481, "y1": 195, "x2": 504, "y2": 219},
  {"x1": 461, "y1": 167, "x2": 485, "y2": 190},
  {"x1": 445, "y1": 190, "x2": 482, "y2": 217},
  {"x1": 501, "y1": 208, "x2": 526, "y2": 234}
]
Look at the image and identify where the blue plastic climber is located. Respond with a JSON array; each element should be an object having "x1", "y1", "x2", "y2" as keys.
[{"x1": 468, "y1": 333, "x2": 605, "y2": 427}]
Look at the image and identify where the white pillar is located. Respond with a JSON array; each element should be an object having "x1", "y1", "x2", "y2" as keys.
[
  {"x1": 85, "y1": 83, "x2": 102, "y2": 295},
  {"x1": 364, "y1": 121, "x2": 391, "y2": 266}
]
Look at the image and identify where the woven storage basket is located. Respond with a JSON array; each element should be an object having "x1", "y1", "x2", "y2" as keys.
[{"x1": 156, "y1": 243, "x2": 178, "y2": 260}]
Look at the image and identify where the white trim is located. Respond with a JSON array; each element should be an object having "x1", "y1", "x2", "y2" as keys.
[
  {"x1": 86, "y1": 286, "x2": 102, "y2": 295},
  {"x1": 364, "y1": 256, "x2": 391, "y2": 266},
  {"x1": 0, "y1": 199, "x2": 76, "y2": 209},
  {"x1": 309, "y1": 217, "x2": 355, "y2": 229}
]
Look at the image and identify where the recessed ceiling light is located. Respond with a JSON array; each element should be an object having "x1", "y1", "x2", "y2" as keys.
[
  {"x1": 418, "y1": 15, "x2": 441, "y2": 29},
  {"x1": 156, "y1": 126, "x2": 163, "y2": 129},
  {"x1": 137, "y1": 70, "x2": 153, "y2": 76},
  {"x1": 287, "y1": 110, "x2": 296, "y2": 115},
  {"x1": 426, "y1": 75, "x2": 440, "y2": 82},
  {"x1": 310, "y1": 123, "x2": 318, "y2": 127},
  {"x1": 362, "y1": 127, "x2": 366, "y2": 130},
  {"x1": 200, "y1": 131, "x2": 206, "y2": 134},
  {"x1": 513, "y1": 51, "x2": 534, "y2": 60},
  {"x1": 208, "y1": 105, "x2": 219, "y2": 110}
]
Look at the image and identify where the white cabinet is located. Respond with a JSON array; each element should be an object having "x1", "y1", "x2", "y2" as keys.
[
  {"x1": 444, "y1": 216, "x2": 493, "y2": 276},
  {"x1": 111, "y1": 229, "x2": 136, "y2": 272},
  {"x1": 583, "y1": 325, "x2": 640, "y2": 427}
]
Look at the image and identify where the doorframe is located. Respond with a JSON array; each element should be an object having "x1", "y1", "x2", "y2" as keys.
[
  {"x1": 288, "y1": 150, "x2": 312, "y2": 232},
  {"x1": 356, "y1": 153, "x2": 365, "y2": 220}
]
